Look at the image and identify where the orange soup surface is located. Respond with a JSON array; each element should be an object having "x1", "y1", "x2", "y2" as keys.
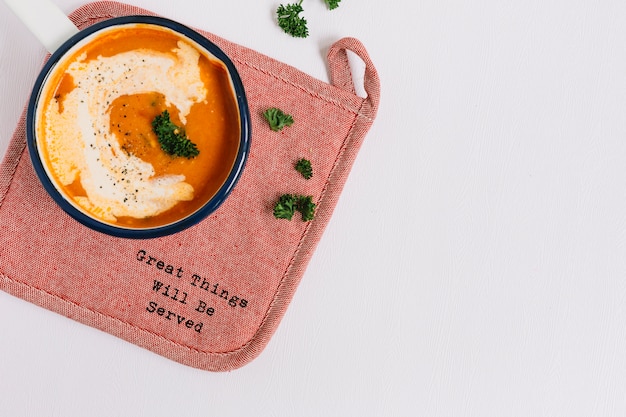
[{"x1": 37, "y1": 24, "x2": 241, "y2": 228}]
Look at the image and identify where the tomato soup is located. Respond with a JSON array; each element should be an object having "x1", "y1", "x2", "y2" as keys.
[{"x1": 35, "y1": 24, "x2": 241, "y2": 229}]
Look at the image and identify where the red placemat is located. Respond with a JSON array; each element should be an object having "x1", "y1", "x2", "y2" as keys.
[{"x1": 0, "y1": 1, "x2": 380, "y2": 371}]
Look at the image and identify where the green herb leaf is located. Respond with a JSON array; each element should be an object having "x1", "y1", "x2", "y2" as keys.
[
  {"x1": 273, "y1": 194, "x2": 316, "y2": 221},
  {"x1": 295, "y1": 195, "x2": 316, "y2": 221},
  {"x1": 273, "y1": 194, "x2": 297, "y2": 220},
  {"x1": 324, "y1": 0, "x2": 341, "y2": 10},
  {"x1": 276, "y1": 1, "x2": 309, "y2": 38},
  {"x1": 263, "y1": 107, "x2": 294, "y2": 131},
  {"x1": 295, "y1": 158, "x2": 313, "y2": 179},
  {"x1": 152, "y1": 110, "x2": 200, "y2": 159}
]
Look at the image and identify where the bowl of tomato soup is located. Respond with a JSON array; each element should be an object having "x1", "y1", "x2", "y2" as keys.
[{"x1": 26, "y1": 16, "x2": 251, "y2": 238}]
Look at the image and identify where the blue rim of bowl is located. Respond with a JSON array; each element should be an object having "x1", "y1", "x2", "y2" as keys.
[{"x1": 26, "y1": 15, "x2": 251, "y2": 239}]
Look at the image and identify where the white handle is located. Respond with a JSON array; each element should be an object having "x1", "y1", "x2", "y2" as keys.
[{"x1": 3, "y1": 0, "x2": 79, "y2": 53}]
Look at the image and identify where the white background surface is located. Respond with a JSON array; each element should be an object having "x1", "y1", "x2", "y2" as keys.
[{"x1": 2, "y1": 0, "x2": 626, "y2": 416}]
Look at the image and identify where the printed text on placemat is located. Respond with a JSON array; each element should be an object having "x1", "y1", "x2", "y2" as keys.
[{"x1": 136, "y1": 249, "x2": 250, "y2": 333}]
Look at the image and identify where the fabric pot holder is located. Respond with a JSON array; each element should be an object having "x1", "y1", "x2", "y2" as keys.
[{"x1": 0, "y1": 1, "x2": 380, "y2": 371}]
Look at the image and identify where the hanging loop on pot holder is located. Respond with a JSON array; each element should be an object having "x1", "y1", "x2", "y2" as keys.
[{"x1": 327, "y1": 37, "x2": 381, "y2": 119}]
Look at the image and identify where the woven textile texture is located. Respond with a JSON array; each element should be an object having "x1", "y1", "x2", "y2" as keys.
[{"x1": 0, "y1": 1, "x2": 380, "y2": 371}]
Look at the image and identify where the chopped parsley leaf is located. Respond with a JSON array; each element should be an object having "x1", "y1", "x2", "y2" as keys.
[
  {"x1": 263, "y1": 107, "x2": 295, "y2": 131},
  {"x1": 295, "y1": 158, "x2": 313, "y2": 179},
  {"x1": 273, "y1": 194, "x2": 316, "y2": 221},
  {"x1": 152, "y1": 110, "x2": 200, "y2": 159}
]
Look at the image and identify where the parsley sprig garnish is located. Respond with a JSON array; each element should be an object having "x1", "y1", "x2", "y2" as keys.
[
  {"x1": 295, "y1": 158, "x2": 313, "y2": 179},
  {"x1": 324, "y1": 0, "x2": 341, "y2": 10},
  {"x1": 295, "y1": 195, "x2": 316, "y2": 221},
  {"x1": 277, "y1": 1, "x2": 308, "y2": 38},
  {"x1": 276, "y1": 0, "x2": 341, "y2": 38},
  {"x1": 273, "y1": 194, "x2": 298, "y2": 220},
  {"x1": 152, "y1": 110, "x2": 200, "y2": 159},
  {"x1": 263, "y1": 107, "x2": 294, "y2": 131},
  {"x1": 273, "y1": 194, "x2": 316, "y2": 221}
]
